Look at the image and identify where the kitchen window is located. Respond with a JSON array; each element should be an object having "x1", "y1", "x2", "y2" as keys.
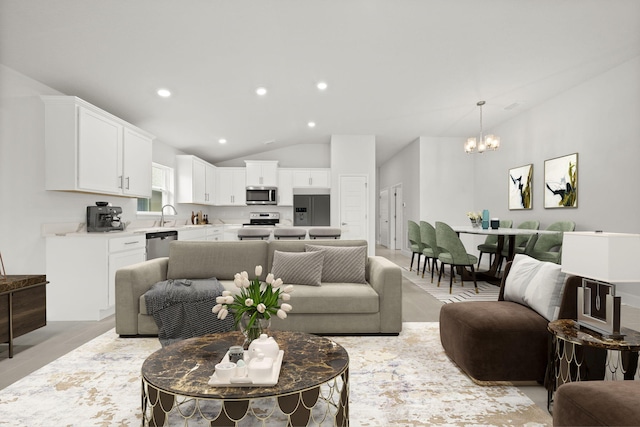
[{"x1": 137, "y1": 163, "x2": 174, "y2": 213}]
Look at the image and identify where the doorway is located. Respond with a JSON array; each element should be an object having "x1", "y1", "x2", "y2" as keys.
[{"x1": 379, "y1": 188, "x2": 390, "y2": 247}]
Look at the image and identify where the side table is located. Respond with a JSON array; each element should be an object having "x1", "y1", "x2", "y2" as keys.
[
  {"x1": 546, "y1": 319, "x2": 640, "y2": 410},
  {"x1": 0, "y1": 275, "x2": 48, "y2": 358}
]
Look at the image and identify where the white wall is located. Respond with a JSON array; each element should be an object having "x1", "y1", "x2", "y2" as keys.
[
  {"x1": 330, "y1": 135, "x2": 376, "y2": 254},
  {"x1": 378, "y1": 139, "x2": 419, "y2": 252}
]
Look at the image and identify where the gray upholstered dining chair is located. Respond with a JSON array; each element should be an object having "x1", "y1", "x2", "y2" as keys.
[
  {"x1": 419, "y1": 221, "x2": 439, "y2": 279},
  {"x1": 408, "y1": 220, "x2": 424, "y2": 274},
  {"x1": 435, "y1": 221, "x2": 478, "y2": 294},
  {"x1": 476, "y1": 219, "x2": 513, "y2": 268},
  {"x1": 528, "y1": 220, "x2": 576, "y2": 264}
]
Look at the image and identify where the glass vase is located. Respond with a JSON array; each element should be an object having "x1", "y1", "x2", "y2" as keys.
[{"x1": 239, "y1": 312, "x2": 271, "y2": 348}]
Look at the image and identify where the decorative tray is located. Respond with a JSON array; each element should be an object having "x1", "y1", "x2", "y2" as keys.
[{"x1": 208, "y1": 350, "x2": 284, "y2": 387}]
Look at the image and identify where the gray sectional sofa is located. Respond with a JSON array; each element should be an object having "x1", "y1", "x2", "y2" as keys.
[{"x1": 115, "y1": 239, "x2": 402, "y2": 336}]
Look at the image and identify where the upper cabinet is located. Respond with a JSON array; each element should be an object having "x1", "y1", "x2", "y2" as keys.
[
  {"x1": 215, "y1": 167, "x2": 246, "y2": 206},
  {"x1": 245, "y1": 160, "x2": 278, "y2": 187},
  {"x1": 42, "y1": 96, "x2": 154, "y2": 198},
  {"x1": 176, "y1": 155, "x2": 216, "y2": 205},
  {"x1": 277, "y1": 169, "x2": 294, "y2": 206},
  {"x1": 292, "y1": 168, "x2": 331, "y2": 188}
]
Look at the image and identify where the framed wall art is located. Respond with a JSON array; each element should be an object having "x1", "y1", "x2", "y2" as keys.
[
  {"x1": 544, "y1": 153, "x2": 578, "y2": 208},
  {"x1": 508, "y1": 164, "x2": 533, "y2": 210}
]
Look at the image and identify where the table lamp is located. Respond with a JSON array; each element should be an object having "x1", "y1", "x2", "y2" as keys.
[{"x1": 561, "y1": 231, "x2": 640, "y2": 338}]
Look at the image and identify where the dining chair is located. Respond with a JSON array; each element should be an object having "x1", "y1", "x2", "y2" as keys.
[
  {"x1": 528, "y1": 220, "x2": 576, "y2": 264},
  {"x1": 419, "y1": 221, "x2": 439, "y2": 279},
  {"x1": 408, "y1": 220, "x2": 424, "y2": 273},
  {"x1": 498, "y1": 220, "x2": 540, "y2": 269},
  {"x1": 476, "y1": 219, "x2": 513, "y2": 268},
  {"x1": 435, "y1": 221, "x2": 478, "y2": 294}
]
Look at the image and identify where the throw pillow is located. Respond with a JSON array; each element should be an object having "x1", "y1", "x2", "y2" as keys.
[
  {"x1": 504, "y1": 254, "x2": 567, "y2": 321},
  {"x1": 271, "y1": 250, "x2": 324, "y2": 286},
  {"x1": 305, "y1": 245, "x2": 367, "y2": 283}
]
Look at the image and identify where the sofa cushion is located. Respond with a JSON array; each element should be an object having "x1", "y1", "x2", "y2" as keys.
[
  {"x1": 553, "y1": 381, "x2": 640, "y2": 426},
  {"x1": 166, "y1": 241, "x2": 268, "y2": 281},
  {"x1": 267, "y1": 239, "x2": 368, "y2": 272},
  {"x1": 503, "y1": 254, "x2": 567, "y2": 321},
  {"x1": 288, "y1": 282, "x2": 379, "y2": 314},
  {"x1": 439, "y1": 300, "x2": 550, "y2": 382},
  {"x1": 271, "y1": 250, "x2": 324, "y2": 286},
  {"x1": 305, "y1": 245, "x2": 367, "y2": 283}
]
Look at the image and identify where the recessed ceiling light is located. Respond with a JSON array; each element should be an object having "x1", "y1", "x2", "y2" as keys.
[
  {"x1": 218, "y1": 138, "x2": 227, "y2": 144},
  {"x1": 157, "y1": 88, "x2": 171, "y2": 98},
  {"x1": 256, "y1": 87, "x2": 267, "y2": 96},
  {"x1": 316, "y1": 81, "x2": 328, "y2": 91},
  {"x1": 307, "y1": 121, "x2": 316, "y2": 128}
]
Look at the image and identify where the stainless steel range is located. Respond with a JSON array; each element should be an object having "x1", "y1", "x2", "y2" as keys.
[{"x1": 245, "y1": 212, "x2": 280, "y2": 226}]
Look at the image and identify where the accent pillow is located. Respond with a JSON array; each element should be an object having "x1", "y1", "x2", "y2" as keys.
[
  {"x1": 504, "y1": 254, "x2": 567, "y2": 321},
  {"x1": 271, "y1": 250, "x2": 324, "y2": 286},
  {"x1": 305, "y1": 245, "x2": 367, "y2": 283}
]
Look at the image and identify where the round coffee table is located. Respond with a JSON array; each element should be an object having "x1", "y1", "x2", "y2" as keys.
[{"x1": 141, "y1": 330, "x2": 349, "y2": 426}]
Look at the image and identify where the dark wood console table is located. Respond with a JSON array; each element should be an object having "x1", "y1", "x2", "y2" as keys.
[{"x1": 0, "y1": 275, "x2": 48, "y2": 358}]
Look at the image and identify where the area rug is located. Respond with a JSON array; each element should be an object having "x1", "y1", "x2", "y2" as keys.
[
  {"x1": 402, "y1": 267, "x2": 501, "y2": 304},
  {"x1": 0, "y1": 323, "x2": 551, "y2": 426}
]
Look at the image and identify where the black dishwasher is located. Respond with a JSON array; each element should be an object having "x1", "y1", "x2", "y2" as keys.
[{"x1": 146, "y1": 230, "x2": 178, "y2": 259}]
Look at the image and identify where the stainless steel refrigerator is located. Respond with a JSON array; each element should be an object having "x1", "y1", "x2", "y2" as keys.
[{"x1": 293, "y1": 194, "x2": 330, "y2": 226}]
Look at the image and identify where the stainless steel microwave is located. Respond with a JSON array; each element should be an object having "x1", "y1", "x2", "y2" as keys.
[{"x1": 246, "y1": 186, "x2": 277, "y2": 205}]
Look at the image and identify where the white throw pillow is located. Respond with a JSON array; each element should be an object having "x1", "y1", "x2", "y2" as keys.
[{"x1": 504, "y1": 254, "x2": 567, "y2": 321}]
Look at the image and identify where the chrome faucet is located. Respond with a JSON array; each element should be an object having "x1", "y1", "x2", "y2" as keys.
[{"x1": 160, "y1": 204, "x2": 178, "y2": 227}]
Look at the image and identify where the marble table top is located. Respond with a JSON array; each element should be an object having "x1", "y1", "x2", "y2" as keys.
[
  {"x1": 141, "y1": 330, "x2": 349, "y2": 399},
  {"x1": 0, "y1": 275, "x2": 48, "y2": 294},
  {"x1": 548, "y1": 319, "x2": 640, "y2": 350}
]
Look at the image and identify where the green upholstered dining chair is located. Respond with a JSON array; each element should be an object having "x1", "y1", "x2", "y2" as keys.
[
  {"x1": 529, "y1": 220, "x2": 576, "y2": 264},
  {"x1": 499, "y1": 220, "x2": 540, "y2": 269},
  {"x1": 476, "y1": 219, "x2": 513, "y2": 268},
  {"x1": 435, "y1": 221, "x2": 478, "y2": 294},
  {"x1": 419, "y1": 221, "x2": 439, "y2": 279},
  {"x1": 408, "y1": 220, "x2": 424, "y2": 274}
]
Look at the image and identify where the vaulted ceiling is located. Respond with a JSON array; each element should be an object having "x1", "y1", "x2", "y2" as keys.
[{"x1": 2, "y1": 0, "x2": 639, "y2": 165}]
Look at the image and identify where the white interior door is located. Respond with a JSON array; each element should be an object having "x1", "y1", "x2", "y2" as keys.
[
  {"x1": 392, "y1": 184, "x2": 403, "y2": 250},
  {"x1": 339, "y1": 175, "x2": 368, "y2": 240},
  {"x1": 379, "y1": 189, "x2": 390, "y2": 247}
]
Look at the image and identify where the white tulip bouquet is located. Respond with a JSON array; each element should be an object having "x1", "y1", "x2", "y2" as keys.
[{"x1": 212, "y1": 265, "x2": 292, "y2": 341}]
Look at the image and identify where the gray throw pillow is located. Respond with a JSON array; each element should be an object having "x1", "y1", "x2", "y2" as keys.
[
  {"x1": 271, "y1": 250, "x2": 324, "y2": 286},
  {"x1": 305, "y1": 245, "x2": 367, "y2": 283}
]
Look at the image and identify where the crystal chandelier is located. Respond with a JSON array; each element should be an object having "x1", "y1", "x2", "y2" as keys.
[{"x1": 464, "y1": 101, "x2": 500, "y2": 154}]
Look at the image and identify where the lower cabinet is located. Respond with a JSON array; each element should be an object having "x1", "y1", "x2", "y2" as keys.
[
  {"x1": 178, "y1": 226, "x2": 223, "y2": 241},
  {"x1": 45, "y1": 234, "x2": 145, "y2": 321}
]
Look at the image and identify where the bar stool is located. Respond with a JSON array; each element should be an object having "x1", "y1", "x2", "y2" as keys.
[
  {"x1": 237, "y1": 228, "x2": 271, "y2": 240},
  {"x1": 273, "y1": 228, "x2": 307, "y2": 240},
  {"x1": 308, "y1": 227, "x2": 341, "y2": 239}
]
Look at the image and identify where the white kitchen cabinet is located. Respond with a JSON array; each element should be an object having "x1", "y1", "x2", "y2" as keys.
[
  {"x1": 45, "y1": 233, "x2": 145, "y2": 321},
  {"x1": 206, "y1": 226, "x2": 223, "y2": 241},
  {"x1": 42, "y1": 96, "x2": 153, "y2": 198},
  {"x1": 277, "y1": 169, "x2": 294, "y2": 206},
  {"x1": 292, "y1": 168, "x2": 331, "y2": 188},
  {"x1": 245, "y1": 160, "x2": 278, "y2": 187},
  {"x1": 176, "y1": 155, "x2": 216, "y2": 205},
  {"x1": 215, "y1": 168, "x2": 246, "y2": 206},
  {"x1": 178, "y1": 226, "x2": 222, "y2": 241}
]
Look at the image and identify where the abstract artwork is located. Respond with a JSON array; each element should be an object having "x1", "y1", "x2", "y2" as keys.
[
  {"x1": 544, "y1": 153, "x2": 578, "y2": 208},
  {"x1": 508, "y1": 164, "x2": 533, "y2": 210}
]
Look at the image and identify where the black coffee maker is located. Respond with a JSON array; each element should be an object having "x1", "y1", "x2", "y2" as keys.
[{"x1": 87, "y1": 202, "x2": 125, "y2": 232}]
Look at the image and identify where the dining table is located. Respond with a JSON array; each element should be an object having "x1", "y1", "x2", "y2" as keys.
[{"x1": 452, "y1": 225, "x2": 561, "y2": 284}]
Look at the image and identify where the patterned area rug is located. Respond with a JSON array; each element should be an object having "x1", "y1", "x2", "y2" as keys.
[
  {"x1": 0, "y1": 323, "x2": 551, "y2": 426},
  {"x1": 402, "y1": 267, "x2": 501, "y2": 303}
]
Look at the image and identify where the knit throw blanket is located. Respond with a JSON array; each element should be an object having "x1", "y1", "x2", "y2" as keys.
[{"x1": 144, "y1": 278, "x2": 235, "y2": 347}]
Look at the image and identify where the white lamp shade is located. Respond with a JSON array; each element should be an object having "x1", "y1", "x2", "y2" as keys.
[{"x1": 561, "y1": 232, "x2": 640, "y2": 283}]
